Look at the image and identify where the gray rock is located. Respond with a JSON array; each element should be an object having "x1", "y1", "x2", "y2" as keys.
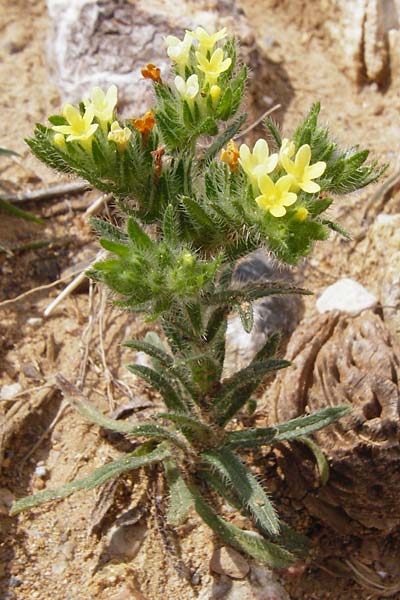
[
  {"x1": 45, "y1": 0, "x2": 265, "y2": 115},
  {"x1": 210, "y1": 546, "x2": 250, "y2": 579},
  {"x1": 316, "y1": 278, "x2": 378, "y2": 315}
]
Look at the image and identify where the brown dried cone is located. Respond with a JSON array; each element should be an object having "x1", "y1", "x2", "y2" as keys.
[{"x1": 265, "y1": 310, "x2": 400, "y2": 536}]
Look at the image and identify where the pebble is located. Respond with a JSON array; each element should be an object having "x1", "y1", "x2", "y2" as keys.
[
  {"x1": 0, "y1": 383, "x2": 22, "y2": 401},
  {"x1": 210, "y1": 546, "x2": 250, "y2": 579},
  {"x1": 27, "y1": 317, "x2": 43, "y2": 327},
  {"x1": 316, "y1": 278, "x2": 378, "y2": 315},
  {"x1": 34, "y1": 466, "x2": 47, "y2": 478},
  {"x1": 0, "y1": 488, "x2": 15, "y2": 515}
]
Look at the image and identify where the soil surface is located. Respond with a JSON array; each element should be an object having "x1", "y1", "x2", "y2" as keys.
[{"x1": 1, "y1": 1, "x2": 400, "y2": 599}]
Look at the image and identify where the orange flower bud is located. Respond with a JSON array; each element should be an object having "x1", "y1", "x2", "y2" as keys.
[
  {"x1": 141, "y1": 63, "x2": 161, "y2": 83},
  {"x1": 133, "y1": 110, "x2": 156, "y2": 144},
  {"x1": 220, "y1": 140, "x2": 240, "y2": 173}
]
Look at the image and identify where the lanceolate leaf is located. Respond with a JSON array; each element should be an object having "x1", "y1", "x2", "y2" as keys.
[
  {"x1": 127, "y1": 363, "x2": 188, "y2": 413},
  {"x1": 55, "y1": 374, "x2": 185, "y2": 448},
  {"x1": 164, "y1": 458, "x2": 194, "y2": 526},
  {"x1": 189, "y1": 483, "x2": 294, "y2": 567},
  {"x1": 224, "y1": 405, "x2": 351, "y2": 449},
  {"x1": 11, "y1": 443, "x2": 170, "y2": 515},
  {"x1": 297, "y1": 435, "x2": 330, "y2": 484},
  {"x1": 201, "y1": 447, "x2": 280, "y2": 536},
  {"x1": 201, "y1": 113, "x2": 247, "y2": 163}
]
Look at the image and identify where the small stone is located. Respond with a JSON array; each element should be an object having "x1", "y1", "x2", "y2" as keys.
[
  {"x1": 34, "y1": 466, "x2": 47, "y2": 478},
  {"x1": 27, "y1": 317, "x2": 43, "y2": 327},
  {"x1": 316, "y1": 278, "x2": 377, "y2": 315},
  {"x1": 210, "y1": 546, "x2": 250, "y2": 579},
  {"x1": 0, "y1": 383, "x2": 22, "y2": 401},
  {"x1": 9, "y1": 576, "x2": 23, "y2": 588}
]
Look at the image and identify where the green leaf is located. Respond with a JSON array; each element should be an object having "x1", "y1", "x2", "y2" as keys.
[
  {"x1": 0, "y1": 198, "x2": 44, "y2": 224},
  {"x1": 322, "y1": 219, "x2": 351, "y2": 240},
  {"x1": 127, "y1": 364, "x2": 188, "y2": 413},
  {"x1": 297, "y1": 435, "x2": 330, "y2": 484},
  {"x1": 181, "y1": 196, "x2": 214, "y2": 229},
  {"x1": 162, "y1": 204, "x2": 180, "y2": 245},
  {"x1": 225, "y1": 405, "x2": 351, "y2": 449},
  {"x1": 90, "y1": 217, "x2": 128, "y2": 242},
  {"x1": 201, "y1": 447, "x2": 280, "y2": 536},
  {"x1": 126, "y1": 217, "x2": 154, "y2": 249},
  {"x1": 201, "y1": 113, "x2": 247, "y2": 163},
  {"x1": 265, "y1": 118, "x2": 282, "y2": 148},
  {"x1": 308, "y1": 197, "x2": 334, "y2": 216},
  {"x1": 189, "y1": 483, "x2": 294, "y2": 567},
  {"x1": 208, "y1": 283, "x2": 311, "y2": 305},
  {"x1": 11, "y1": 443, "x2": 170, "y2": 515},
  {"x1": 164, "y1": 458, "x2": 194, "y2": 526},
  {"x1": 100, "y1": 238, "x2": 130, "y2": 257},
  {"x1": 157, "y1": 412, "x2": 213, "y2": 442},
  {"x1": 216, "y1": 87, "x2": 233, "y2": 120},
  {"x1": 0, "y1": 147, "x2": 20, "y2": 157}
]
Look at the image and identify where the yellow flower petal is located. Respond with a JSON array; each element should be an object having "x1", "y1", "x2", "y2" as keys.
[
  {"x1": 300, "y1": 180, "x2": 321, "y2": 193},
  {"x1": 269, "y1": 205, "x2": 287, "y2": 217},
  {"x1": 295, "y1": 144, "x2": 311, "y2": 173},
  {"x1": 282, "y1": 192, "x2": 297, "y2": 206},
  {"x1": 258, "y1": 174, "x2": 275, "y2": 196},
  {"x1": 306, "y1": 161, "x2": 326, "y2": 179}
]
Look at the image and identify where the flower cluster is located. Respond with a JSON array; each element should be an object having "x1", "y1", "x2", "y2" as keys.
[
  {"x1": 230, "y1": 137, "x2": 327, "y2": 219},
  {"x1": 165, "y1": 26, "x2": 232, "y2": 117}
]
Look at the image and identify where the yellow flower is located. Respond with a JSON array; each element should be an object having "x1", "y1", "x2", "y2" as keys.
[
  {"x1": 255, "y1": 174, "x2": 297, "y2": 218},
  {"x1": 239, "y1": 139, "x2": 278, "y2": 192},
  {"x1": 210, "y1": 84, "x2": 221, "y2": 106},
  {"x1": 107, "y1": 121, "x2": 132, "y2": 152},
  {"x1": 295, "y1": 206, "x2": 309, "y2": 221},
  {"x1": 281, "y1": 144, "x2": 326, "y2": 193},
  {"x1": 84, "y1": 85, "x2": 118, "y2": 131},
  {"x1": 196, "y1": 48, "x2": 231, "y2": 85},
  {"x1": 53, "y1": 133, "x2": 66, "y2": 148},
  {"x1": 174, "y1": 74, "x2": 199, "y2": 106},
  {"x1": 52, "y1": 104, "x2": 98, "y2": 152},
  {"x1": 279, "y1": 138, "x2": 295, "y2": 166},
  {"x1": 165, "y1": 33, "x2": 192, "y2": 68},
  {"x1": 220, "y1": 140, "x2": 240, "y2": 172},
  {"x1": 189, "y1": 26, "x2": 227, "y2": 53}
]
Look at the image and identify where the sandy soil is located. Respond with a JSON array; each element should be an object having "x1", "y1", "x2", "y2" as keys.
[{"x1": 1, "y1": 1, "x2": 400, "y2": 599}]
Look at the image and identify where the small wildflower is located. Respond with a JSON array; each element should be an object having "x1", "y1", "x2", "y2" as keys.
[
  {"x1": 255, "y1": 174, "x2": 297, "y2": 218},
  {"x1": 165, "y1": 33, "x2": 192, "y2": 68},
  {"x1": 220, "y1": 140, "x2": 240, "y2": 172},
  {"x1": 294, "y1": 207, "x2": 309, "y2": 221},
  {"x1": 53, "y1": 133, "x2": 66, "y2": 148},
  {"x1": 196, "y1": 48, "x2": 231, "y2": 85},
  {"x1": 141, "y1": 63, "x2": 161, "y2": 82},
  {"x1": 181, "y1": 252, "x2": 195, "y2": 267},
  {"x1": 133, "y1": 110, "x2": 156, "y2": 143},
  {"x1": 188, "y1": 26, "x2": 227, "y2": 53},
  {"x1": 174, "y1": 74, "x2": 199, "y2": 107},
  {"x1": 83, "y1": 85, "x2": 118, "y2": 132},
  {"x1": 281, "y1": 143, "x2": 326, "y2": 193},
  {"x1": 151, "y1": 146, "x2": 165, "y2": 177},
  {"x1": 107, "y1": 121, "x2": 132, "y2": 152},
  {"x1": 279, "y1": 138, "x2": 296, "y2": 166},
  {"x1": 239, "y1": 139, "x2": 278, "y2": 192},
  {"x1": 52, "y1": 104, "x2": 98, "y2": 152},
  {"x1": 209, "y1": 84, "x2": 221, "y2": 106}
]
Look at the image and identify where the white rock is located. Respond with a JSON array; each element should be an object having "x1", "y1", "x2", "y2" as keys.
[
  {"x1": 0, "y1": 383, "x2": 22, "y2": 401},
  {"x1": 316, "y1": 278, "x2": 378, "y2": 315},
  {"x1": 34, "y1": 466, "x2": 48, "y2": 478},
  {"x1": 27, "y1": 317, "x2": 43, "y2": 327}
]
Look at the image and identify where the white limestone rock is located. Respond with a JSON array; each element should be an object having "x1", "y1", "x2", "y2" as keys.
[{"x1": 316, "y1": 278, "x2": 378, "y2": 315}]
